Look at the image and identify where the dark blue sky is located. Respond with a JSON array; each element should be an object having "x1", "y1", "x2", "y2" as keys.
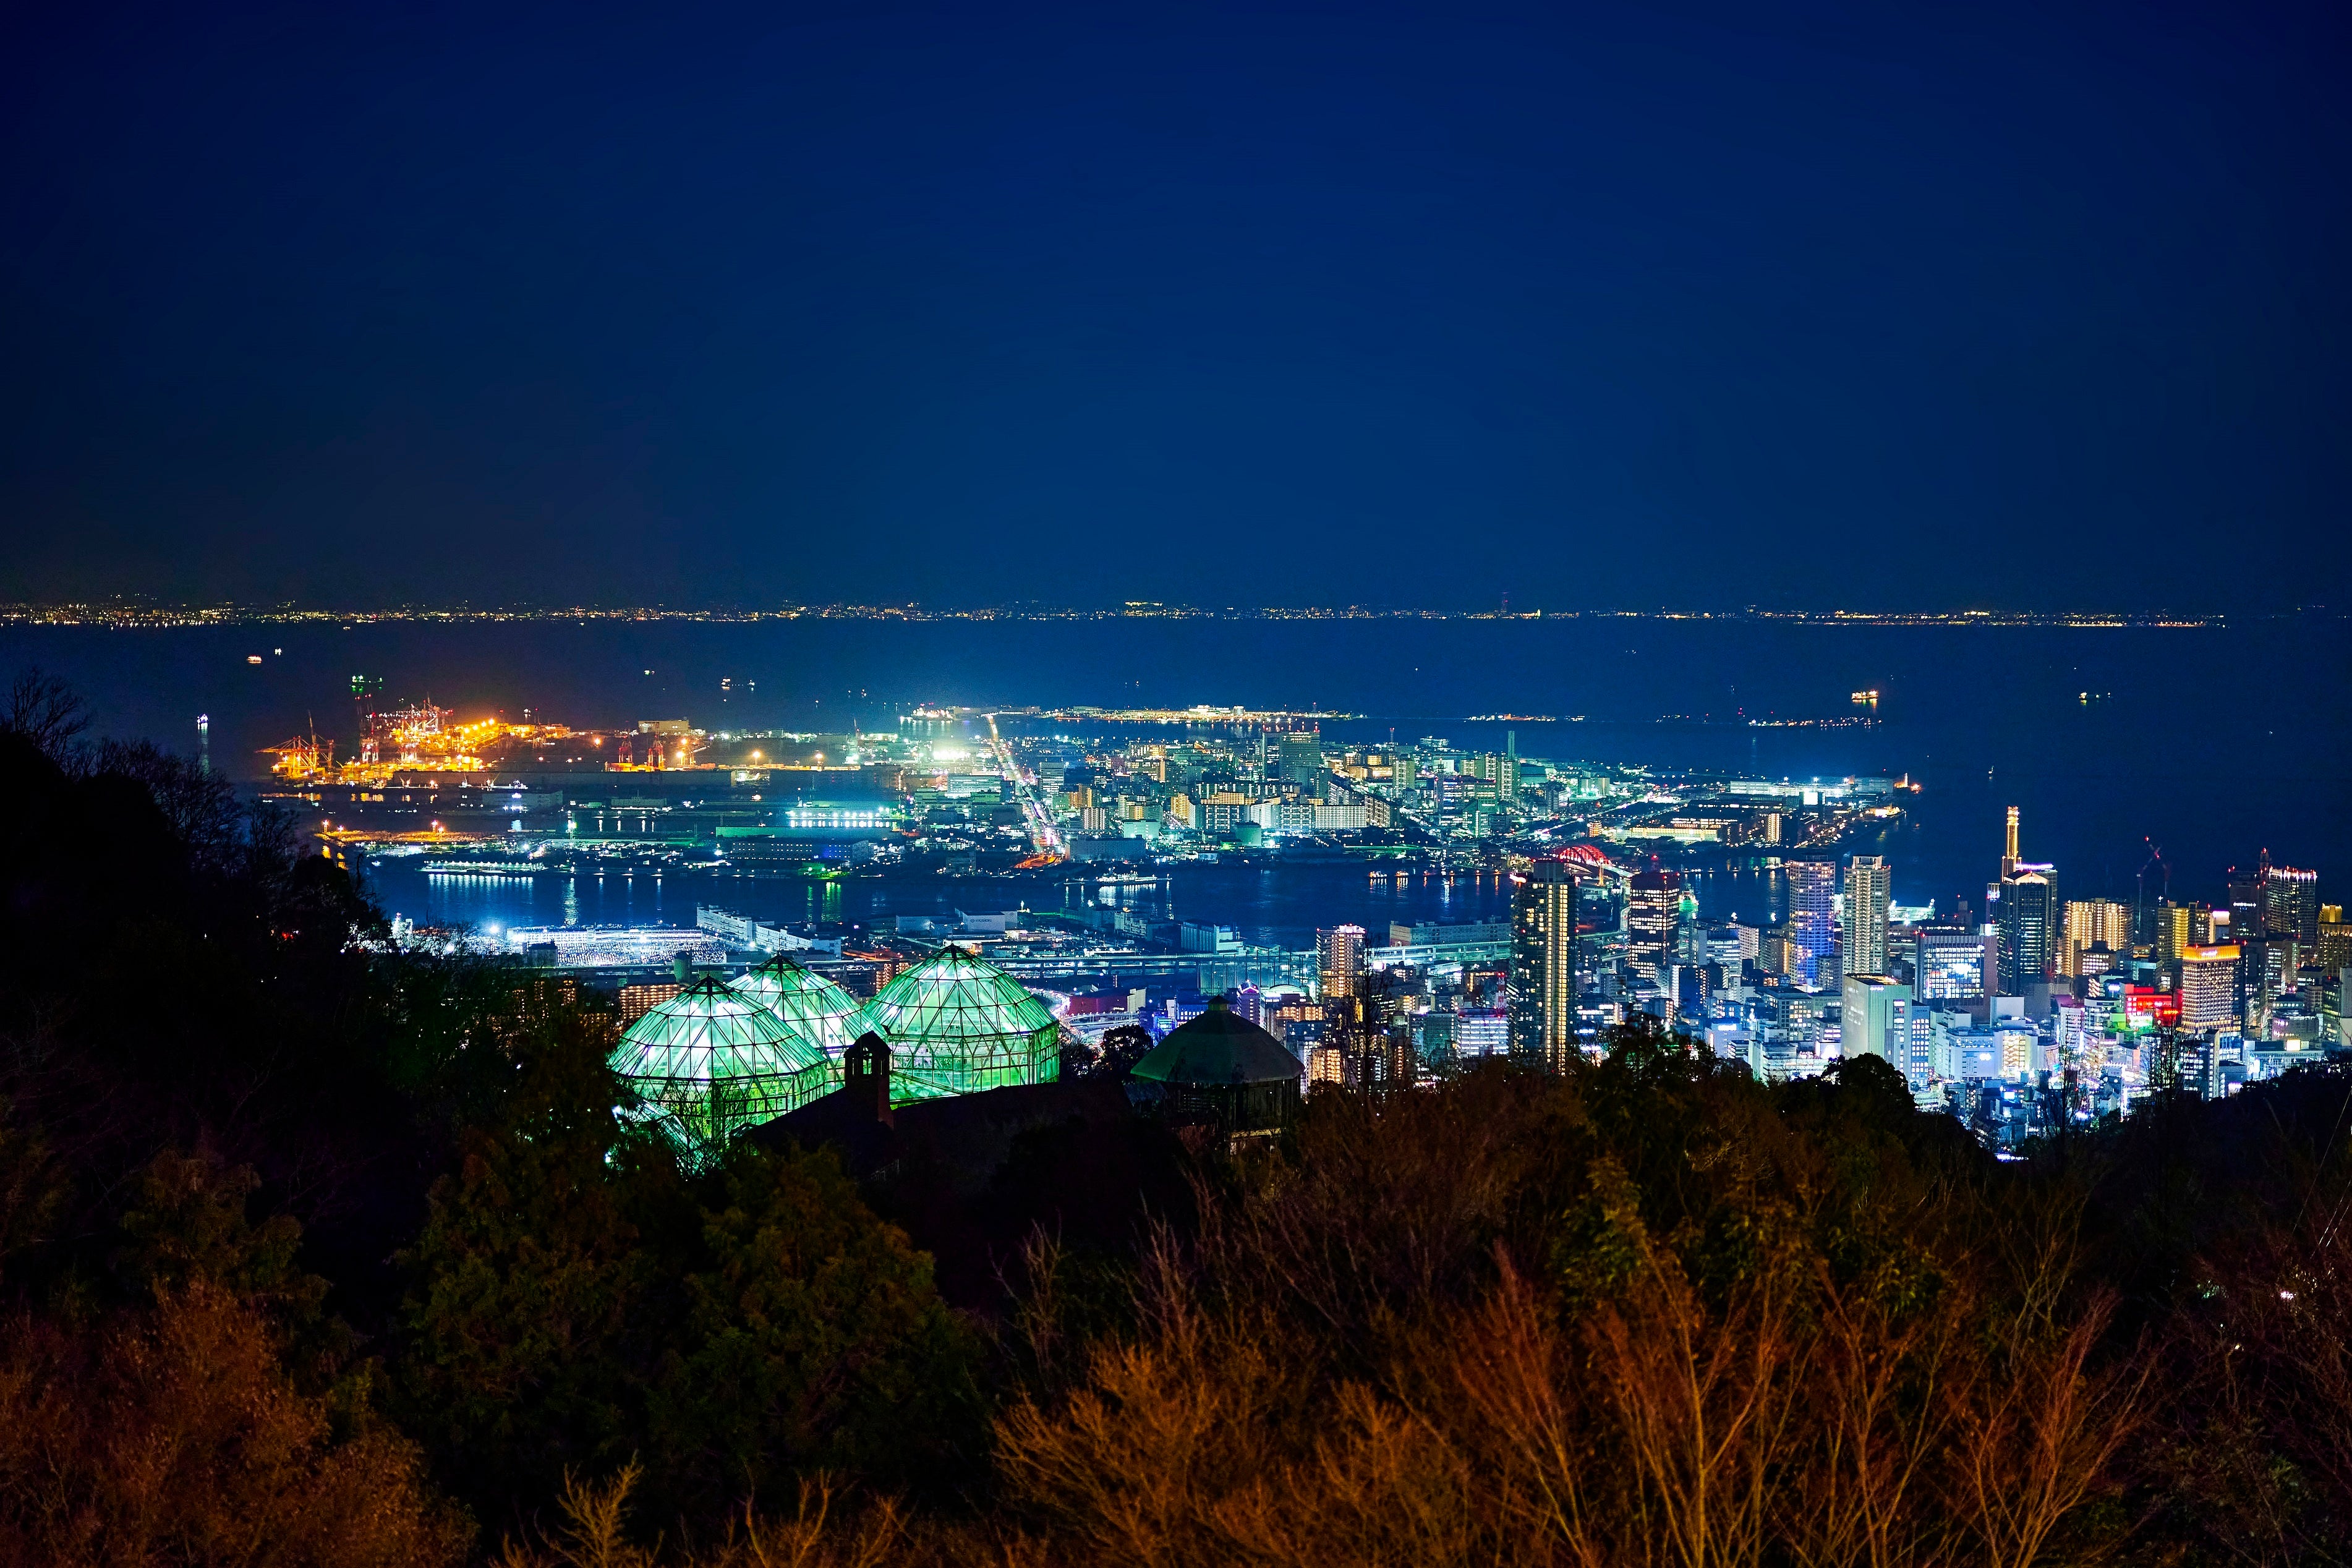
[{"x1": 4, "y1": 1, "x2": 2347, "y2": 610}]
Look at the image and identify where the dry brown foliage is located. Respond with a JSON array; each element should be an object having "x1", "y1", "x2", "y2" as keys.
[
  {"x1": 493, "y1": 1462, "x2": 966, "y2": 1568},
  {"x1": 982, "y1": 1073, "x2": 2147, "y2": 1568},
  {"x1": 0, "y1": 1284, "x2": 469, "y2": 1568}
]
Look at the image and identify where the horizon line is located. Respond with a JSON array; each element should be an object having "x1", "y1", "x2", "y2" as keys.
[{"x1": 0, "y1": 599, "x2": 2330, "y2": 628}]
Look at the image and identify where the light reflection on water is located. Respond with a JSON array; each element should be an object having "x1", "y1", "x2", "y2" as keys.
[
  {"x1": 369, "y1": 861, "x2": 1540, "y2": 950},
  {"x1": 12, "y1": 615, "x2": 2340, "y2": 924}
]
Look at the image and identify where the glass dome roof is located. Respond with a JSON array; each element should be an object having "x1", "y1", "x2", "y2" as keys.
[
  {"x1": 864, "y1": 945, "x2": 1060, "y2": 1102},
  {"x1": 610, "y1": 976, "x2": 838, "y2": 1165},
  {"x1": 728, "y1": 952, "x2": 870, "y2": 1062}
]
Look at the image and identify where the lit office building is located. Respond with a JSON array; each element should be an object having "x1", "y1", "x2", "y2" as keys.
[
  {"x1": 1844, "y1": 856, "x2": 1890, "y2": 976},
  {"x1": 1996, "y1": 869, "x2": 2056, "y2": 994},
  {"x1": 1841, "y1": 974, "x2": 1912, "y2": 1073},
  {"x1": 1784, "y1": 861, "x2": 1838, "y2": 986},
  {"x1": 2266, "y1": 864, "x2": 2320, "y2": 944},
  {"x1": 2319, "y1": 907, "x2": 2351, "y2": 970},
  {"x1": 1915, "y1": 928, "x2": 1992, "y2": 1004},
  {"x1": 2177, "y1": 945, "x2": 2241, "y2": 1030},
  {"x1": 1455, "y1": 1008, "x2": 1510, "y2": 1057},
  {"x1": 1508, "y1": 863, "x2": 1579, "y2": 1070}
]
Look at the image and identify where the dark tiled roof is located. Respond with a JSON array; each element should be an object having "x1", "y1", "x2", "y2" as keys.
[
  {"x1": 1130, "y1": 1007, "x2": 1302, "y2": 1087},
  {"x1": 751, "y1": 1073, "x2": 1134, "y2": 1186}
]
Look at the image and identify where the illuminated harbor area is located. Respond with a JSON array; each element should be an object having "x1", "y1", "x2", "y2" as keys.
[{"x1": 269, "y1": 694, "x2": 2346, "y2": 1154}]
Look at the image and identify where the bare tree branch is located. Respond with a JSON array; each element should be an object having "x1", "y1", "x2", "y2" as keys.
[{"x1": 0, "y1": 667, "x2": 91, "y2": 761}]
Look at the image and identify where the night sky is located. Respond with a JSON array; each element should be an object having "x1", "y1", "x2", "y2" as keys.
[{"x1": 4, "y1": 1, "x2": 2348, "y2": 612}]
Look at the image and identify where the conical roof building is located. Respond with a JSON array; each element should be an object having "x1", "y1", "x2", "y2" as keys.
[
  {"x1": 610, "y1": 976, "x2": 838, "y2": 1166},
  {"x1": 1130, "y1": 995, "x2": 1303, "y2": 1136},
  {"x1": 864, "y1": 945, "x2": 1060, "y2": 1101},
  {"x1": 728, "y1": 952, "x2": 869, "y2": 1062}
]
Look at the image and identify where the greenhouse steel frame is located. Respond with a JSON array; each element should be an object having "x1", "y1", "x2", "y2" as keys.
[
  {"x1": 865, "y1": 945, "x2": 1060, "y2": 1101},
  {"x1": 728, "y1": 952, "x2": 871, "y2": 1062},
  {"x1": 610, "y1": 976, "x2": 840, "y2": 1165}
]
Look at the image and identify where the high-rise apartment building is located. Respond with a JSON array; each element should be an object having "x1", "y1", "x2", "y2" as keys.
[
  {"x1": 1784, "y1": 861, "x2": 1838, "y2": 986},
  {"x1": 2061, "y1": 898, "x2": 2132, "y2": 975},
  {"x1": 2064, "y1": 898, "x2": 2132, "y2": 953},
  {"x1": 1280, "y1": 731, "x2": 1324, "y2": 785},
  {"x1": 2154, "y1": 903, "x2": 2192, "y2": 963},
  {"x1": 1844, "y1": 856, "x2": 1890, "y2": 977},
  {"x1": 1320, "y1": 969, "x2": 1416, "y2": 1091},
  {"x1": 1316, "y1": 924, "x2": 1365, "y2": 1001},
  {"x1": 1508, "y1": 863, "x2": 1579, "y2": 1070},
  {"x1": 2177, "y1": 945, "x2": 2241, "y2": 1030},
  {"x1": 1627, "y1": 868, "x2": 1684, "y2": 982}
]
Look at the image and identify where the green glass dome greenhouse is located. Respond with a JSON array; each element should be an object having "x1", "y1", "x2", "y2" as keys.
[
  {"x1": 864, "y1": 945, "x2": 1060, "y2": 1101},
  {"x1": 610, "y1": 976, "x2": 838, "y2": 1165},
  {"x1": 728, "y1": 952, "x2": 870, "y2": 1062}
]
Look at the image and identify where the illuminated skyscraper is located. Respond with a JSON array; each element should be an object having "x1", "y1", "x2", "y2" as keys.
[
  {"x1": 2155, "y1": 903, "x2": 2193, "y2": 963},
  {"x1": 1990, "y1": 809, "x2": 2055, "y2": 992},
  {"x1": 1316, "y1": 924, "x2": 1365, "y2": 1000},
  {"x1": 1784, "y1": 861, "x2": 1838, "y2": 986},
  {"x1": 2319, "y1": 908, "x2": 2352, "y2": 971},
  {"x1": 1627, "y1": 868, "x2": 1683, "y2": 981},
  {"x1": 1997, "y1": 870, "x2": 2056, "y2": 993},
  {"x1": 2266, "y1": 864, "x2": 2319, "y2": 944},
  {"x1": 1844, "y1": 856, "x2": 1890, "y2": 977},
  {"x1": 1508, "y1": 863, "x2": 1579, "y2": 1070},
  {"x1": 2227, "y1": 864, "x2": 2265, "y2": 937}
]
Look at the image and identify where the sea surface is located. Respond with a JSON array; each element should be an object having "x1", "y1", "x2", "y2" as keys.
[{"x1": 4, "y1": 615, "x2": 2343, "y2": 937}]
